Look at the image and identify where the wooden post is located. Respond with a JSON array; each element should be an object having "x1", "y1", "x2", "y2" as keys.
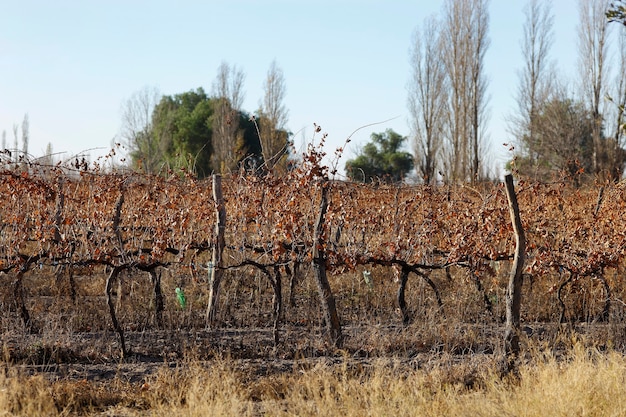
[
  {"x1": 311, "y1": 180, "x2": 343, "y2": 347},
  {"x1": 207, "y1": 174, "x2": 226, "y2": 327},
  {"x1": 503, "y1": 174, "x2": 526, "y2": 371}
]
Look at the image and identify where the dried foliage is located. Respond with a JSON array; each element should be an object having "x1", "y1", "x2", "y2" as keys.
[
  {"x1": 3, "y1": 142, "x2": 626, "y2": 414},
  {"x1": 2, "y1": 144, "x2": 626, "y2": 330}
]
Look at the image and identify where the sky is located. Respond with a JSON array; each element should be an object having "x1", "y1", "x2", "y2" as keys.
[{"x1": 0, "y1": 1, "x2": 587, "y2": 178}]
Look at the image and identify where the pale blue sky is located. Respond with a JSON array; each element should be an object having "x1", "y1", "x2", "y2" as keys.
[{"x1": 0, "y1": 1, "x2": 585, "y2": 177}]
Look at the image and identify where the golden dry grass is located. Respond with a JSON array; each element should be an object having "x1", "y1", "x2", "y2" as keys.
[{"x1": 2, "y1": 343, "x2": 626, "y2": 416}]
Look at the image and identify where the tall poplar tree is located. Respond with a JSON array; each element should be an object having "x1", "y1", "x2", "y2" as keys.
[
  {"x1": 408, "y1": 15, "x2": 447, "y2": 184},
  {"x1": 440, "y1": 0, "x2": 490, "y2": 182},
  {"x1": 258, "y1": 60, "x2": 290, "y2": 173}
]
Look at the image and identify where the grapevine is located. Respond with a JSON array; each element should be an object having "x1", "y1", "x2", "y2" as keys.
[{"x1": 2, "y1": 145, "x2": 626, "y2": 354}]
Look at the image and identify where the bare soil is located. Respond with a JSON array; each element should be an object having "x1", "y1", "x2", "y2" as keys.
[{"x1": 3, "y1": 265, "x2": 626, "y2": 392}]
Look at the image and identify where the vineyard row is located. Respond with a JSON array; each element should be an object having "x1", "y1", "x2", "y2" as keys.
[{"x1": 1, "y1": 161, "x2": 626, "y2": 354}]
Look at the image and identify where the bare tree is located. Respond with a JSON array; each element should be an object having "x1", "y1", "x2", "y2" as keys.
[
  {"x1": 440, "y1": 0, "x2": 490, "y2": 182},
  {"x1": 514, "y1": 85, "x2": 596, "y2": 182},
  {"x1": 408, "y1": 15, "x2": 447, "y2": 184},
  {"x1": 441, "y1": 0, "x2": 467, "y2": 181},
  {"x1": 606, "y1": 27, "x2": 626, "y2": 178},
  {"x1": 1, "y1": 130, "x2": 6, "y2": 150},
  {"x1": 41, "y1": 142, "x2": 55, "y2": 167},
  {"x1": 119, "y1": 86, "x2": 162, "y2": 173},
  {"x1": 211, "y1": 62, "x2": 246, "y2": 173},
  {"x1": 21, "y1": 114, "x2": 29, "y2": 158},
  {"x1": 12, "y1": 123, "x2": 19, "y2": 164},
  {"x1": 259, "y1": 60, "x2": 290, "y2": 172},
  {"x1": 578, "y1": 0, "x2": 611, "y2": 175},
  {"x1": 510, "y1": 0, "x2": 555, "y2": 171},
  {"x1": 468, "y1": 0, "x2": 490, "y2": 181}
]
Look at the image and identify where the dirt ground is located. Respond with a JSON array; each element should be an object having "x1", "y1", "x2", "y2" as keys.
[
  {"x1": 3, "y1": 320, "x2": 619, "y2": 389},
  {"x1": 3, "y1": 264, "x2": 626, "y2": 392}
]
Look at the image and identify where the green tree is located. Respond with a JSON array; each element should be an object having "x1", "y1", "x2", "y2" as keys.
[
  {"x1": 345, "y1": 129, "x2": 414, "y2": 183},
  {"x1": 151, "y1": 88, "x2": 215, "y2": 177},
  {"x1": 234, "y1": 110, "x2": 265, "y2": 172},
  {"x1": 125, "y1": 86, "x2": 265, "y2": 177}
]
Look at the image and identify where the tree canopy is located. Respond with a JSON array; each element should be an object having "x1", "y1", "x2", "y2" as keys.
[
  {"x1": 345, "y1": 129, "x2": 414, "y2": 183},
  {"x1": 511, "y1": 96, "x2": 620, "y2": 181},
  {"x1": 128, "y1": 88, "x2": 264, "y2": 178},
  {"x1": 152, "y1": 88, "x2": 215, "y2": 177},
  {"x1": 508, "y1": 98, "x2": 625, "y2": 180}
]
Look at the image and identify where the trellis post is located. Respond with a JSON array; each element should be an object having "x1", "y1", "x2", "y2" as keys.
[{"x1": 207, "y1": 174, "x2": 226, "y2": 327}]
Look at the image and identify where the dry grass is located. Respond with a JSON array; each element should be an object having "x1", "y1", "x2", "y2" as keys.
[{"x1": 2, "y1": 342, "x2": 626, "y2": 416}]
